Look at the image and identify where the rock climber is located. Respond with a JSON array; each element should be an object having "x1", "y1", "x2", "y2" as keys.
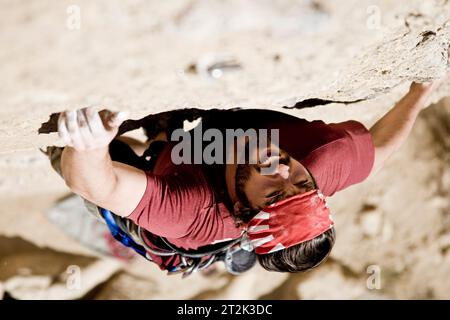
[{"x1": 49, "y1": 67, "x2": 449, "y2": 275}]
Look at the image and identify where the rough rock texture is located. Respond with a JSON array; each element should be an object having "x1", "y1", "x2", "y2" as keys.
[{"x1": 0, "y1": 0, "x2": 449, "y2": 299}]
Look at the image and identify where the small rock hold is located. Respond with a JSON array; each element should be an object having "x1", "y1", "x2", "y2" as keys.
[
  {"x1": 361, "y1": 203, "x2": 378, "y2": 212},
  {"x1": 185, "y1": 63, "x2": 197, "y2": 74},
  {"x1": 415, "y1": 30, "x2": 437, "y2": 47}
]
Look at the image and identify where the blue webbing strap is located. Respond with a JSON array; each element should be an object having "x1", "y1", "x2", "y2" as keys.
[
  {"x1": 100, "y1": 208, "x2": 234, "y2": 275},
  {"x1": 100, "y1": 208, "x2": 148, "y2": 258}
]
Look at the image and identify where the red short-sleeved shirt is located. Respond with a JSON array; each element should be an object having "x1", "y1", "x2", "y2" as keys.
[
  {"x1": 126, "y1": 110, "x2": 374, "y2": 269},
  {"x1": 264, "y1": 115, "x2": 375, "y2": 197}
]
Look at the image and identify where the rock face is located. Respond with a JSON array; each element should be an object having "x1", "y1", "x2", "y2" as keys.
[
  {"x1": 1, "y1": 0, "x2": 450, "y2": 152},
  {"x1": 0, "y1": 0, "x2": 449, "y2": 299}
]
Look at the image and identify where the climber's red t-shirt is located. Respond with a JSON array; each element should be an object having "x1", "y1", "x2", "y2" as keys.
[{"x1": 126, "y1": 110, "x2": 374, "y2": 268}]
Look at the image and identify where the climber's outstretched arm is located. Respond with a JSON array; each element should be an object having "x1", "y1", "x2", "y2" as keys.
[
  {"x1": 58, "y1": 108, "x2": 146, "y2": 217},
  {"x1": 369, "y1": 76, "x2": 448, "y2": 176}
]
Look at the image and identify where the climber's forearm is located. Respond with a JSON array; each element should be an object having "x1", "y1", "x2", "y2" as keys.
[
  {"x1": 369, "y1": 84, "x2": 433, "y2": 174},
  {"x1": 61, "y1": 146, "x2": 118, "y2": 202}
]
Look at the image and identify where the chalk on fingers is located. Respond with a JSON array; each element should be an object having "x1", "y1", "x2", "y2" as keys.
[
  {"x1": 109, "y1": 111, "x2": 128, "y2": 127},
  {"x1": 57, "y1": 113, "x2": 72, "y2": 145}
]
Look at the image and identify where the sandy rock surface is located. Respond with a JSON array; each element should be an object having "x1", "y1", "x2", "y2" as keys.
[{"x1": 0, "y1": 0, "x2": 449, "y2": 299}]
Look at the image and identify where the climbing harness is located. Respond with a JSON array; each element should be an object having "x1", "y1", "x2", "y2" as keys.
[{"x1": 101, "y1": 208, "x2": 253, "y2": 278}]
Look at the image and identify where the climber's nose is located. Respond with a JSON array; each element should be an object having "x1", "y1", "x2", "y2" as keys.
[
  {"x1": 264, "y1": 162, "x2": 290, "y2": 179},
  {"x1": 274, "y1": 164, "x2": 290, "y2": 179}
]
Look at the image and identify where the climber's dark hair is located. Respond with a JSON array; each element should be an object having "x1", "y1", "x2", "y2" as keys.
[
  {"x1": 232, "y1": 199, "x2": 336, "y2": 273},
  {"x1": 257, "y1": 227, "x2": 335, "y2": 273}
]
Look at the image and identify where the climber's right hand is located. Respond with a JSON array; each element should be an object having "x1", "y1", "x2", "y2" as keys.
[
  {"x1": 57, "y1": 107, "x2": 128, "y2": 151},
  {"x1": 409, "y1": 48, "x2": 450, "y2": 98}
]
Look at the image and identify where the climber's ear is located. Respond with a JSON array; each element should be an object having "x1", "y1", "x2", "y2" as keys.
[
  {"x1": 233, "y1": 201, "x2": 245, "y2": 215},
  {"x1": 233, "y1": 201, "x2": 257, "y2": 226}
]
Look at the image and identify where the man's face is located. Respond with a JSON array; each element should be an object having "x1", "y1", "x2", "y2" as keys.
[{"x1": 235, "y1": 148, "x2": 315, "y2": 211}]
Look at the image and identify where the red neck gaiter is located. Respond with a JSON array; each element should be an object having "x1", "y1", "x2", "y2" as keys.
[{"x1": 246, "y1": 189, "x2": 333, "y2": 254}]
